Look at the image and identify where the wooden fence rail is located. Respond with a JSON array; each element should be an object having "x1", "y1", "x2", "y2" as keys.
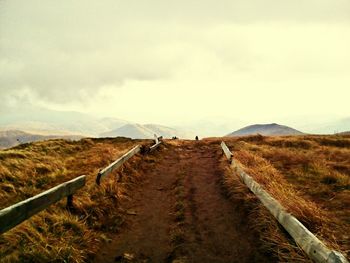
[
  {"x1": 0, "y1": 175, "x2": 86, "y2": 235},
  {"x1": 220, "y1": 141, "x2": 348, "y2": 263},
  {"x1": 1, "y1": 139, "x2": 165, "y2": 235},
  {"x1": 220, "y1": 141, "x2": 233, "y2": 163},
  {"x1": 149, "y1": 134, "x2": 162, "y2": 152},
  {"x1": 149, "y1": 141, "x2": 162, "y2": 152},
  {"x1": 96, "y1": 145, "x2": 141, "y2": 185}
]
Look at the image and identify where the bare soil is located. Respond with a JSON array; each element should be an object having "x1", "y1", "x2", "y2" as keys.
[{"x1": 93, "y1": 141, "x2": 273, "y2": 263}]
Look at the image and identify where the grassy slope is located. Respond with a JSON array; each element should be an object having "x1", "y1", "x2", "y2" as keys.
[
  {"x1": 1, "y1": 135, "x2": 349, "y2": 262},
  {"x1": 220, "y1": 135, "x2": 349, "y2": 261},
  {"x1": 0, "y1": 130, "x2": 83, "y2": 149},
  {"x1": 0, "y1": 137, "x2": 152, "y2": 262}
]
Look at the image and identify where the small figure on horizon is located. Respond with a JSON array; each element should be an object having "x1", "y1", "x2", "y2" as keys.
[{"x1": 195, "y1": 136, "x2": 199, "y2": 141}]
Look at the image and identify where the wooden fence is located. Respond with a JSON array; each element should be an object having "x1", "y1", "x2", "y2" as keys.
[
  {"x1": 150, "y1": 141, "x2": 162, "y2": 152},
  {"x1": 96, "y1": 135, "x2": 163, "y2": 184},
  {"x1": 220, "y1": 141, "x2": 348, "y2": 263},
  {"x1": 0, "y1": 175, "x2": 86, "y2": 234},
  {"x1": 96, "y1": 145, "x2": 141, "y2": 185},
  {"x1": 0, "y1": 138, "x2": 164, "y2": 235},
  {"x1": 220, "y1": 141, "x2": 233, "y2": 163},
  {"x1": 149, "y1": 135, "x2": 162, "y2": 152}
]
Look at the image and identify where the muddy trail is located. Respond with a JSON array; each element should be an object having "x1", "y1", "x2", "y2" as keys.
[{"x1": 94, "y1": 141, "x2": 272, "y2": 263}]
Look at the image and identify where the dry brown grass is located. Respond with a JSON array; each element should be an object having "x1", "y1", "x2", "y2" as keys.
[
  {"x1": 0, "y1": 137, "x2": 152, "y2": 262},
  {"x1": 219, "y1": 135, "x2": 350, "y2": 262},
  {"x1": 1, "y1": 135, "x2": 349, "y2": 262}
]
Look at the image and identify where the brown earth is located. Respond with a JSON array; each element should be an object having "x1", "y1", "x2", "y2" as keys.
[{"x1": 94, "y1": 140, "x2": 273, "y2": 263}]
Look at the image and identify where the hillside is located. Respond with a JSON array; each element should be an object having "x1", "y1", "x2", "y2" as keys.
[
  {"x1": 0, "y1": 136, "x2": 349, "y2": 262},
  {"x1": 226, "y1": 123, "x2": 304, "y2": 136},
  {"x1": 221, "y1": 135, "x2": 350, "y2": 261},
  {"x1": 0, "y1": 130, "x2": 82, "y2": 149},
  {"x1": 0, "y1": 138, "x2": 272, "y2": 262},
  {"x1": 100, "y1": 123, "x2": 195, "y2": 139},
  {"x1": 0, "y1": 137, "x2": 144, "y2": 262}
]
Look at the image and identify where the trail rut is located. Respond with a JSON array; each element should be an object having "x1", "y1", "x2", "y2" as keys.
[{"x1": 94, "y1": 141, "x2": 273, "y2": 263}]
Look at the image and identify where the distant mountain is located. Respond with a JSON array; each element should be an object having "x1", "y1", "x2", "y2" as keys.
[
  {"x1": 226, "y1": 123, "x2": 304, "y2": 137},
  {"x1": 0, "y1": 130, "x2": 82, "y2": 149},
  {"x1": 143, "y1": 124, "x2": 195, "y2": 139},
  {"x1": 98, "y1": 118, "x2": 129, "y2": 131},
  {"x1": 1, "y1": 106, "x2": 195, "y2": 139},
  {"x1": 0, "y1": 106, "x2": 129, "y2": 136},
  {"x1": 100, "y1": 123, "x2": 195, "y2": 139},
  {"x1": 101, "y1": 124, "x2": 154, "y2": 139}
]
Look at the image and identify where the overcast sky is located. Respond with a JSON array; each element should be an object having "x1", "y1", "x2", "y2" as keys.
[{"x1": 1, "y1": 0, "x2": 349, "y2": 126}]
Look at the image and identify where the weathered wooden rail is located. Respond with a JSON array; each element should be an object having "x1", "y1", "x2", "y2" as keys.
[
  {"x1": 0, "y1": 175, "x2": 86, "y2": 235},
  {"x1": 96, "y1": 145, "x2": 141, "y2": 185},
  {"x1": 149, "y1": 134, "x2": 162, "y2": 152},
  {"x1": 220, "y1": 141, "x2": 233, "y2": 163},
  {"x1": 150, "y1": 141, "x2": 162, "y2": 152},
  {"x1": 96, "y1": 136, "x2": 163, "y2": 184},
  {"x1": 0, "y1": 136, "x2": 166, "y2": 236},
  {"x1": 220, "y1": 141, "x2": 348, "y2": 263}
]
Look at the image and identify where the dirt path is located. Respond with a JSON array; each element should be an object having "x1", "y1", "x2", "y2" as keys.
[{"x1": 94, "y1": 141, "x2": 272, "y2": 263}]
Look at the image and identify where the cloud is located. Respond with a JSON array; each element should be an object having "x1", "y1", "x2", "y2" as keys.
[
  {"x1": 128, "y1": 0, "x2": 350, "y2": 24},
  {"x1": 0, "y1": 0, "x2": 185, "y2": 103},
  {"x1": 0, "y1": 24, "x2": 177, "y2": 103},
  {"x1": 0, "y1": 0, "x2": 349, "y2": 123}
]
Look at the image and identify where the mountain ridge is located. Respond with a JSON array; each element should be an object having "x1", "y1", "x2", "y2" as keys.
[
  {"x1": 226, "y1": 123, "x2": 304, "y2": 137},
  {"x1": 0, "y1": 130, "x2": 83, "y2": 149},
  {"x1": 100, "y1": 123, "x2": 195, "y2": 139}
]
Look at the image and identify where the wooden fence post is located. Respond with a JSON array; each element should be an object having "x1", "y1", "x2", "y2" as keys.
[{"x1": 66, "y1": 194, "x2": 74, "y2": 211}]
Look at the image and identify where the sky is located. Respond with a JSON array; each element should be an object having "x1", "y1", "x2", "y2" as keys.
[{"x1": 1, "y1": 0, "x2": 350, "y2": 130}]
